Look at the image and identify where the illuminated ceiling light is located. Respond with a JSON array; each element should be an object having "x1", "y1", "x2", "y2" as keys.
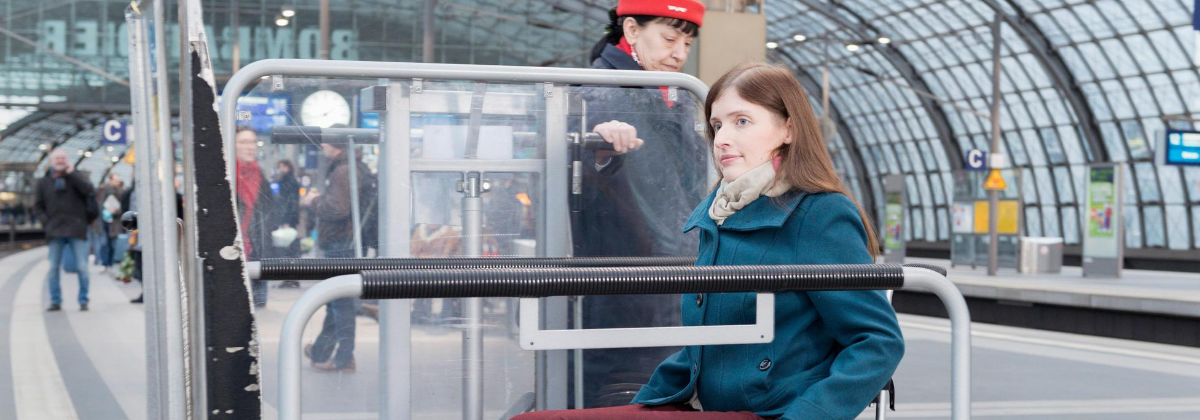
[
  {"x1": 793, "y1": 34, "x2": 807, "y2": 42},
  {"x1": 257, "y1": 141, "x2": 265, "y2": 147},
  {"x1": 38, "y1": 144, "x2": 49, "y2": 150},
  {"x1": 766, "y1": 42, "x2": 779, "y2": 49},
  {"x1": 84, "y1": 151, "x2": 93, "y2": 157},
  {"x1": 111, "y1": 156, "x2": 120, "y2": 163},
  {"x1": 275, "y1": 15, "x2": 289, "y2": 27},
  {"x1": 846, "y1": 44, "x2": 860, "y2": 52},
  {"x1": 106, "y1": 146, "x2": 114, "y2": 152},
  {"x1": 281, "y1": 5, "x2": 296, "y2": 17},
  {"x1": 878, "y1": 37, "x2": 892, "y2": 44}
]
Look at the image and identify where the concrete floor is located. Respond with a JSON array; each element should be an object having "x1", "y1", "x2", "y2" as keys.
[{"x1": 2, "y1": 247, "x2": 1199, "y2": 419}]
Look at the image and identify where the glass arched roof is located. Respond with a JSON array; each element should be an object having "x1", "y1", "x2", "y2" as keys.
[
  {"x1": 1, "y1": 0, "x2": 1196, "y2": 256},
  {"x1": 765, "y1": 0, "x2": 1200, "y2": 253}
]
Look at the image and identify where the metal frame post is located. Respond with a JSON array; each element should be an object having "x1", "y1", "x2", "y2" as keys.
[
  {"x1": 540, "y1": 84, "x2": 571, "y2": 412},
  {"x1": 278, "y1": 275, "x2": 364, "y2": 419},
  {"x1": 901, "y1": 267, "x2": 972, "y2": 420},
  {"x1": 988, "y1": 15, "x2": 1004, "y2": 276},
  {"x1": 124, "y1": 7, "x2": 167, "y2": 418},
  {"x1": 460, "y1": 172, "x2": 485, "y2": 420},
  {"x1": 379, "y1": 81, "x2": 414, "y2": 420}
]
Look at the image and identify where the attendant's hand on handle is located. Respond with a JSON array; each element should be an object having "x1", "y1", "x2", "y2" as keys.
[{"x1": 593, "y1": 120, "x2": 645, "y2": 160}]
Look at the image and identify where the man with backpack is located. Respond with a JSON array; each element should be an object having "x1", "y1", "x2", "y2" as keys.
[
  {"x1": 300, "y1": 141, "x2": 371, "y2": 372},
  {"x1": 34, "y1": 148, "x2": 97, "y2": 311}
]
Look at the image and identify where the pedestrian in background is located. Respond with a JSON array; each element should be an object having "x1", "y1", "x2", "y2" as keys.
[{"x1": 35, "y1": 148, "x2": 97, "y2": 312}]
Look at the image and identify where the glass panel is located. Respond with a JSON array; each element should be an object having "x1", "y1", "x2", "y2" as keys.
[
  {"x1": 1042, "y1": 205, "x2": 1061, "y2": 237},
  {"x1": 1159, "y1": 165, "x2": 1185, "y2": 205},
  {"x1": 231, "y1": 76, "x2": 715, "y2": 415},
  {"x1": 930, "y1": 173, "x2": 945, "y2": 206},
  {"x1": 1123, "y1": 34, "x2": 1164, "y2": 74},
  {"x1": 1034, "y1": 167, "x2": 1056, "y2": 204},
  {"x1": 1125, "y1": 205, "x2": 1142, "y2": 248},
  {"x1": 1023, "y1": 129, "x2": 1047, "y2": 166},
  {"x1": 1057, "y1": 46, "x2": 1095, "y2": 81},
  {"x1": 1072, "y1": 165, "x2": 1088, "y2": 205},
  {"x1": 1058, "y1": 126, "x2": 1086, "y2": 164},
  {"x1": 937, "y1": 207, "x2": 950, "y2": 241},
  {"x1": 1103, "y1": 80, "x2": 1136, "y2": 120},
  {"x1": 1184, "y1": 166, "x2": 1200, "y2": 202},
  {"x1": 1076, "y1": 44, "x2": 1115, "y2": 80},
  {"x1": 1121, "y1": 120, "x2": 1151, "y2": 160},
  {"x1": 1054, "y1": 166, "x2": 1075, "y2": 203},
  {"x1": 1025, "y1": 206, "x2": 1042, "y2": 236},
  {"x1": 1041, "y1": 128, "x2": 1066, "y2": 164},
  {"x1": 1144, "y1": 205, "x2": 1165, "y2": 247},
  {"x1": 1124, "y1": 78, "x2": 1160, "y2": 118},
  {"x1": 1099, "y1": 122, "x2": 1128, "y2": 162},
  {"x1": 1165, "y1": 204, "x2": 1190, "y2": 250},
  {"x1": 1149, "y1": 30, "x2": 1190, "y2": 70},
  {"x1": 1062, "y1": 205, "x2": 1080, "y2": 244},
  {"x1": 910, "y1": 208, "x2": 922, "y2": 241},
  {"x1": 1173, "y1": 70, "x2": 1200, "y2": 113},
  {"x1": 1100, "y1": 39, "x2": 1139, "y2": 78},
  {"x1": 925, "y1": 204, "x2": 937, "y2": 242},
  {"x1": 1135, "y1": 162, "x2": 1161, "y2": 202},
  {"x1": 1005, "y1": 132, "x2": 1029, "y2": 166},
  {"x1": 1081, "y1": 82, "x2": 1112, "y2": 121}
]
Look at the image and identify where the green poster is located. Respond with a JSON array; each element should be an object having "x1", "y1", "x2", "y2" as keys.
[
  {"x1": 1088, "y1": 168, "x2": 1115, "y2": 238},
  {"x1": 884, "y1": 193, "x2": 903, "y2": 250}
]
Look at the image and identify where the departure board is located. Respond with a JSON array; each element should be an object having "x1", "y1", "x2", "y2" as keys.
[{"x1": 1165, "y1": 129, "x2": 1200, "y2": 166}]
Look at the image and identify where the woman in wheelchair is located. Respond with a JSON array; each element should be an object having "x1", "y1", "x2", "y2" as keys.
[{"x1": 516, "y1": 63, "x2": 904, "y2": 419}]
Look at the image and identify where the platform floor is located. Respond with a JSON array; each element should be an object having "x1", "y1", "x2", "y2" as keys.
[
  {"x1": 906, "y1": 257, "x2": 1200, "y2": 318},
  {"x1": 1, "y1": 247, "x2": 1199, "y2": 419}
]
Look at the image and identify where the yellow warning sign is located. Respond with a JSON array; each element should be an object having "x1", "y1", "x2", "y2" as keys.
[
  {"x1": 973, "y1": 200, "x2": 1020, "y2": 234},
  {"x1": 983, "y1": 169, "x2": 1006, "y2": 191},
  {"x1": 123, "y1": 146, "x2": 136, "y2": 164}
]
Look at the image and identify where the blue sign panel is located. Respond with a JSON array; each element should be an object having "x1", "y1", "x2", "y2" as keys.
[
  {"x1": 1165, "y1": 129, "x2": 1200, "y2": 166},
  {"x1": 234, "y1": 93, "x2": 293, "y2": 134},
  {"x1": 102, "y1": 119, "x2": 127, "y2": 145},
  {"x1": 965, "y1": 149, "x2": 988, "y2": 170}
]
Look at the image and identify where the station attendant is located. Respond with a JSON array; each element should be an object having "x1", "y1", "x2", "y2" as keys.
[
  {"x1": 520, "y1": 64, "x2": 905, "y2": 420},
  {"x1": 570, "y1": 0, "x2": 711, "y2": 408}
]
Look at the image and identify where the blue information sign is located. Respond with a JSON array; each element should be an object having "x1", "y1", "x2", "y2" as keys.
[
  {"x1": 102, "y1": 119, "x2": 128, "y2": 145},
  {"x1": 1165, "y1": 129, "x2": 1200, "y2": 166},
  {"x1": 965, "y1": 149, "x2": 988, "y2": 171}
]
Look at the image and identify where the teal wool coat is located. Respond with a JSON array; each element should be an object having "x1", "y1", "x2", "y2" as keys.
[{"x1": 631, "y1": 190, "x2": 905, "y2": 420}]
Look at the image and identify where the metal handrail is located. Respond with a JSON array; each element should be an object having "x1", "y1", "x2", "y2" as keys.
[{"x1": 278, "y1": 266, "x2": 971, "y2": 420}]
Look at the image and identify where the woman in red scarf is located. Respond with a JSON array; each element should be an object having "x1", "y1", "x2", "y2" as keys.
[{"x1": 235, "y1": 126, "x2": 272, "y2": 307}]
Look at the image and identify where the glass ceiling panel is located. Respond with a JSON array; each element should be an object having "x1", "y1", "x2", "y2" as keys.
[{"x1": 766, "y1": 0, "x2": 1200, "y2": 249}]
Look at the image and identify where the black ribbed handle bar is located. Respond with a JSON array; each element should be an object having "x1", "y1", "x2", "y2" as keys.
[
  {"x1": 360, "y1": 264, "x2": 906, "y2": 300},
  {"x1": 257, "y1": 256, "x2": 696, "y2": 280}
]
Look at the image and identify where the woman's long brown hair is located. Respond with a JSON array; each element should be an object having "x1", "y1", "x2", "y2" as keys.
[{"x1": 704, "y1": 62, "x2": 881, "y2": 257}]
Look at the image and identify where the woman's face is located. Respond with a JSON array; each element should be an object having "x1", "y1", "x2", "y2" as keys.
[
  {"x1": 235, "y1": 130, "x2": 259, "y2": 163},
  {"x1": 277, "y1": 163, "x2": 290, "y2": 175},
  {"x1": 709, "y1": 88, "x2": 792, "y2": 182},
  {"x1": 625, "y1": 19, "x2": 693, "y2": 72}
]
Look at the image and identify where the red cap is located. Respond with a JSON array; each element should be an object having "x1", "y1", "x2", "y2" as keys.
[{"x1": 617, "y1": 0, "x2": 705, "y2": 27}]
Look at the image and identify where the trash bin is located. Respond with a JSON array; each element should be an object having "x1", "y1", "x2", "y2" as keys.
[{"x1": 1019, "y1": 237, "x2": 1063, "y2": 274}]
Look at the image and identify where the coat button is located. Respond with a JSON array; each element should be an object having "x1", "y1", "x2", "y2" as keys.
[
  {"x1": 695, "y1": 294, "x2": 704, "y2": 307},
  {"x1": 692, "y1": 364, "x2": 698, "y2": 373},
  {"x1": 758, "y1": 358, "x2": 772, "y2": 371}
]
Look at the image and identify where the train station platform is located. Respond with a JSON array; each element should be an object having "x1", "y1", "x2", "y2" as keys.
[
  {"x1": 894, "y1": 257, "x2": 1200, "y2": 347},
  {"x1": 2, "y1": 246, "x2": 1199, "y2": 419}
]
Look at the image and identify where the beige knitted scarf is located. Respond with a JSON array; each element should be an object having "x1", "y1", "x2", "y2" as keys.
[{"x1": 708, "y1": 161, "x2": 792, "y2": 225}]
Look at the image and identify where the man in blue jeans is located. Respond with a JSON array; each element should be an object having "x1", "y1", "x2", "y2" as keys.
[
  {"x1": 35, "y1": 148, "x2": 96, "y2": 312},
  {"x1": 300, "y1": 142, "x2": 365, "y2": 372}
]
